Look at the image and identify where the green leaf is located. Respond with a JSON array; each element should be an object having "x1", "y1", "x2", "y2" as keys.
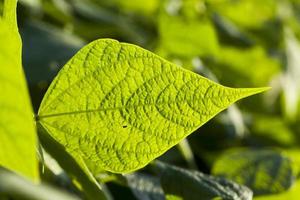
[
  {"x1": 251, "y1": 115, "x2": 296, "y2": 147},
  {"x1": 0, "y1": 1, "x2": 39, "y2": 181},
  {"x1": 206, "y1": 46, "x2": 280, "y2": 87},
  {"x1": 282, "y1": 28, "x2": 300, "y2": 121},
  {"x1": 155, "y1": 161, "x2": 253, "y2": 200},
  {"x1": 2, "y1": 0, "x2": 18, "y2": 31},
  {"x1": 157, "y1": 0, "x2": 219, "y2": 58},
  {"x1": 212, "y1": 149, "x2": 295, "y2": 195},
  {"x1": 37, "y1": 38, "x2": 268, "y2": 174},
  {"x1": 158, "y1": 14, "x2": 218, "y2": 57},
  {"x1": 208, "y1": 0, "x2": 277, "y2": 29}
]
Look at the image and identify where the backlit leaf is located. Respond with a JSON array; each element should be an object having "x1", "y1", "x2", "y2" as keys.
[
  {"x1": 37, "y1": 39, "x2": 268, "y2": 174},
  {"x1": 0, "y1": 0, "x2": 39, "y2": 181}
]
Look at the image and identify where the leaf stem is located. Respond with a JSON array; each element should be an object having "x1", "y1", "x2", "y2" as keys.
[{"x1": 177, "y1": 139, "x2": 198, "y2": 170}]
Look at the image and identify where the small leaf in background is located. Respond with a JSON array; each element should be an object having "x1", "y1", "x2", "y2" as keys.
[
  {"x1": 157, "y1": 0, "x2": 219, "y2": 58},
  {"x1": 206, "y1": 46, "x2": 280, "y2": 87},
  {"x1": 0, "y1": 1, "x2": 39, "y2": 181},
  {"x1": 250, "y1": 115, "x2": 296, "y2": 147},
  {"x1": 253, "y1": 149, "x2": 300, "y2": 199},
  {"x1": 208, "y1": 0, "x2": 277, "y2": 29},
  {"x1": 37, "y1": 39, "x2": 267, "y2": 174},
  {"x1": 155, "y1": 161, "x2": 252, "y2": 200},
  {"x1": 212, "y1": 149, "x2": 295, "y2": 195}
]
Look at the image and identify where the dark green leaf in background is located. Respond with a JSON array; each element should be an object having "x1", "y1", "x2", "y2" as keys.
[
  {"x1": 155, "y1": 161, "x2": 252, "y2": 200},
  {"x1": 0, "y1": 0, "x2": 39, "y2": 181},
  {"x1": 212, "y1": 149, "x2": 295, "y2": 195},
  {"x1": 126, "y1": 173, "x2": 165, "y2": 200}
]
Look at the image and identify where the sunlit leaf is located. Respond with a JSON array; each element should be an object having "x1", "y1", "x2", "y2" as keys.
[
  {"x1": 37, "y1": 39, "x2": 268, "y2": 174},
  {"x1": 0, "y1": 0, "x2": 38, "y2": 181}
]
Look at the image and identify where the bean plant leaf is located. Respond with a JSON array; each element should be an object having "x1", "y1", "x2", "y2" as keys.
[
  {"x1": 155, "y1": 161, "x2": 252, "y2": 200},
  {"x1": 158, "y1": 0, "x2": 219, "y2": 57},
  {"x1": 37, "y1": 39, "x2": 268, "y2": 173},
  {"x1": 212, "y1": 149, "x2": 295, "y2": 195},
  {"x1": 0, "y1": 0, "x2": 39, "y2": 181}
]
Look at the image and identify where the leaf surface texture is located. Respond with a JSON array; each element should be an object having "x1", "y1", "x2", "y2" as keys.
[{"x1": 38, "y1": 39, "x2": 267, "y2": 173}]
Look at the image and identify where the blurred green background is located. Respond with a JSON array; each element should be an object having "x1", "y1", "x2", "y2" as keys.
[{"x1": 2, "y1": 0, "x2": 300, "y2": 199}]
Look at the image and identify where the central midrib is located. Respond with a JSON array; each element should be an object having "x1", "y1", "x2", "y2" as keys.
[{"x1": 36, "y1": 95, "x2": 216, "y2": 120}]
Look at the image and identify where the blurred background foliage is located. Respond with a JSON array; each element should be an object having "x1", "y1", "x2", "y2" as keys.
[{"x1": 2, "y1": 0, "x2": 300, "y2": 199}]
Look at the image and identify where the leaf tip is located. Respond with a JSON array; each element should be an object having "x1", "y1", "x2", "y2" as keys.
[
  {"x1": 248, "y1": 86, "x2": 271, "y2": 94},
  {"x1": 234, "y1": 86, "x2": 271, "y2": 101}
]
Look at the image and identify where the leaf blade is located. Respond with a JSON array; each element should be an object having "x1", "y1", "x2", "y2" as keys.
[
  {"x1": 38, "y1": 39, "x2": 268, "y2": 173},
  {"x1": 0, "y1": 4, "x2": 39, "y2": 181}
]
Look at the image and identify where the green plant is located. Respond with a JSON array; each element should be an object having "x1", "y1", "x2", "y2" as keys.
[{"x1": 1, "y1": 0, "x2": 300, "y2": 200}]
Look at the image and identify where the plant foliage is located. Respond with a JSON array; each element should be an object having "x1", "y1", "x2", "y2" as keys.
[{"x1": 1, "y1": 0, "x2": 300, "y2": 199}]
